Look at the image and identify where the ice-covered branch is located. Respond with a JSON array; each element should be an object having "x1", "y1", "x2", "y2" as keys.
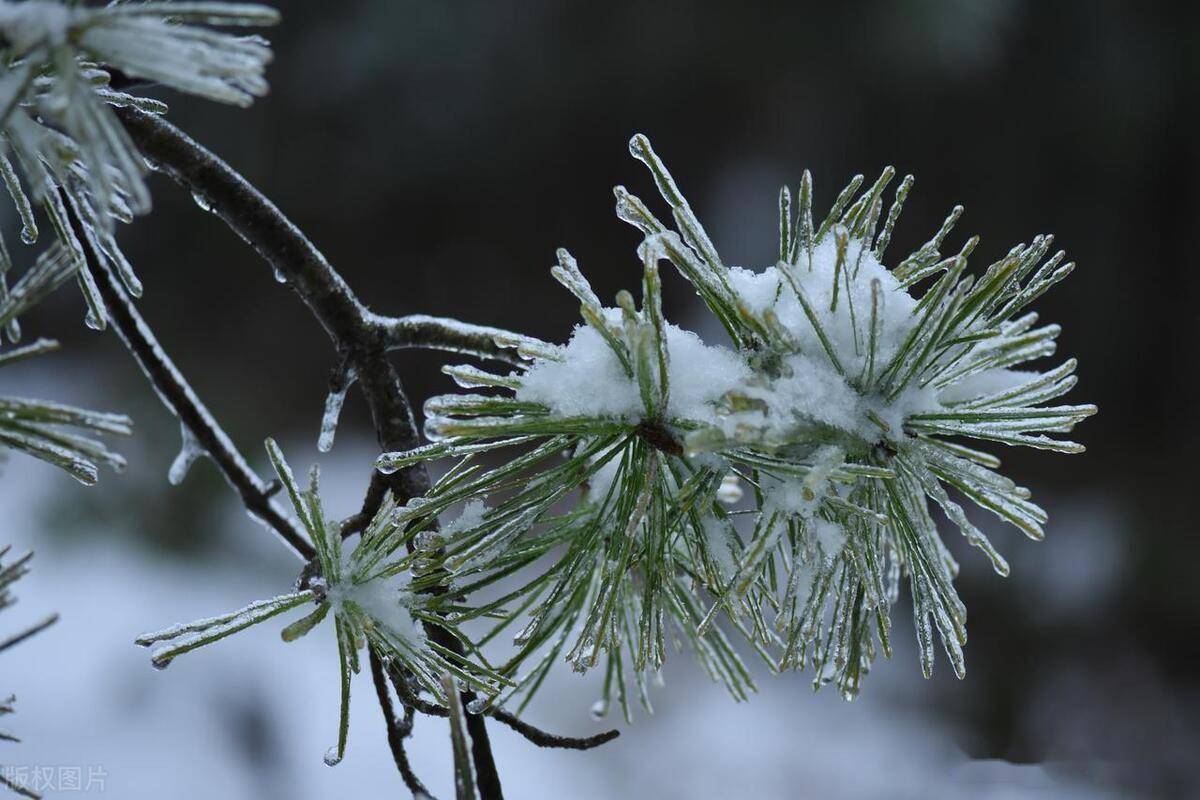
[
  {"x1": 377, "y1": 314, "x2": 527, "y2": 366},
  {"x1": 65, "y1": 198, "x2": 313, "y2": 560}
]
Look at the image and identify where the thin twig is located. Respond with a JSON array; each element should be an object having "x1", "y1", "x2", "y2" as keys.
[
  {"x1": 386, "y1": 663, "x2": 620, "y2": 752},
  {"x1": 0, "y1": 614, "x2": 57, "y2": 655},
  {"x1": 0, "y1": 772, "x2": 39, "y2": 799},
  {"x1": 489, "y1": 709, "x2": 620, "y2": 751},
  {"x1": 66, "y1": 200, "x2": 313, "y2": 560},
  {"x1": 371, "y1": 651, "x2": 437, "y2": 799}
]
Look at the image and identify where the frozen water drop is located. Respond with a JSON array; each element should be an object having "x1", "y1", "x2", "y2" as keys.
[
  {"x1": 168, "y1": 423, "x2": 205, "y2": 485},
  {"x1": 317, "y1": 380, "x2": 350, "y2": 453},
  {"x1": 191, "y1": 192, "x2": 211, "y2": 212},
  {"x1": 323, "y1": 746, "x2": 342, "y2": 767},
  {"x1": 273, "y1": 267, "x2": 288, "y2": 284},
  {"x1": 717, "y1": 474, "x2": 743, "y2": 504},
  {"x1": 19, "y1": 223, "x2": 36, "y2": 245},
  {"x1": 589, "y1": 700, "x2": 608, "y2": 720}
]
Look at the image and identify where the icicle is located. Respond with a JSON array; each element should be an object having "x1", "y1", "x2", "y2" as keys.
[
  {"x1": 318, "y1": 370, "x2": 352, "y2": 453},
  {"x1": 168, "y1": 422, "x2": 205, "y2": 485}
]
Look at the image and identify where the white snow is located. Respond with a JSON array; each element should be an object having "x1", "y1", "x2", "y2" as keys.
[
  {"x1": 330, "y1": 572, "x2": 423, "y2": 643},
  {"x1": 812, "y1": 518, "x2": 847, "y2": 557},
  {"x1": 516, "y1": 316, "x2": 750, "y2": 424},
  {"x1": 519, "y1": 235, "x2": 951, "y2": 450},
  {"x1": 726, "y1": 235, "x2": 920, "y2": 377},
  {"x1": 441, "y1": 498, "x2": 488, "y2": 537}
]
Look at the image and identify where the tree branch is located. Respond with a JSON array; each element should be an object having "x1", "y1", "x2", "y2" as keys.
[
  {"x1": 386, "y1": 663, "x2": 620, "y2": 752},
  {"x1": 371, "y1": 651, "x2": 436, "y2": 800},
  {"x1": 114, "y1": 106, "x2": 504, "y2": 798},
  {"x1": 489, "y1": 709, "x2": 620, "y2": 751},
  {"x1": 66, "y1": 199, "x2": 314, "y2": 560},
  {"x1": 378, "y1": 314, "x2": 525, "y2": 366}
]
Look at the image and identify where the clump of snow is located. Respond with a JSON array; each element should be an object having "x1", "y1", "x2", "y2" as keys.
[
  {"x1": 582, "y1": 447, "x2": 625, "y2": 503},
  {"x1": 441, "y1": 499, "x2": 488, "y2": 537},
  {"x1": 516, "y1": 316, "x2": 750, "y2": 424},
  {"x1": 520, "y1": 235, "x2": 955, "y2": 449},
  {"x1": 716, "y1": 352, "x2": 939, "y2": 445},
  {"x1": 328, "y1": 571, "x2": 424, "y2": 643},
  {"x1": 727, "y1": 236, "x2": 919, "y2": 377},
  {"x1": 811, "y1": 518, "x2": 847, "y2": 557}
]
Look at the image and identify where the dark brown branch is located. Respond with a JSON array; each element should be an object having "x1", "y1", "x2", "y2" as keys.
[
  {"x1": 66, "y1": 200, "x2": 314, "y2": 560},
  {"x1": 371, "y1": 652, "x2": 436, "y2": 799},
  {"x1": 489, "y1": 709, "x2": 620, "y2": 751},
  {"x1": 115, "y1": 106, "x2": 504, "y2": 798},
  {"x1": 386, "y1": 663, "x2": 620, "y2": 752}
]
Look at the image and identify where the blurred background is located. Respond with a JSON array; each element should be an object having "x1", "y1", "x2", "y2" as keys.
[{"x1": 2, "y1": 1, "x2": 1197, "y2": 797}]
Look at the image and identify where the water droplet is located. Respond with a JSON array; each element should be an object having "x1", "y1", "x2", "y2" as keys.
[
  {"x1": 589, "y1": 700, "x2": 608, "y2": 720},
  {"x1": 191, "y1": 192, "x2": 211, "y2": 212},
  {"x1": 323, "y1": 746, "x2": 342, "y2": 767}
]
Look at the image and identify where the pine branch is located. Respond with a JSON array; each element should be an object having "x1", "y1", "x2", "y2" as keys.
[
  {"x1": 65, "y1": 200, "x2": 314, "y2": 560},
  {"x1": 112, "y1": 106, "x2": 505, "y2": 798}
]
